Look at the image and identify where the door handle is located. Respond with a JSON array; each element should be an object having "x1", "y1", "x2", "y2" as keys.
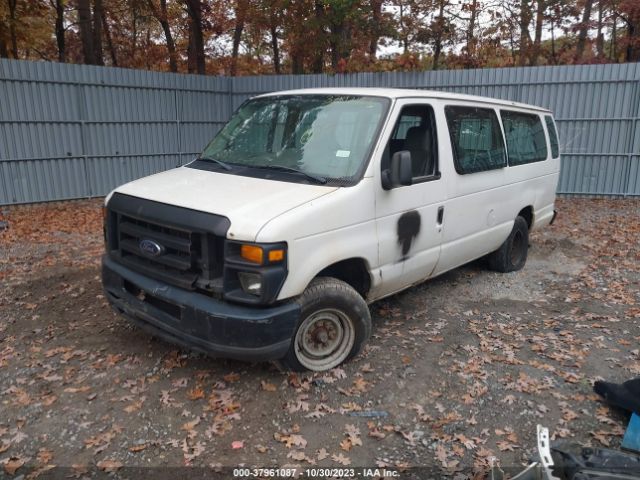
[{"x1": 437, "y1": 206, "x2": 444, "y2": 225}]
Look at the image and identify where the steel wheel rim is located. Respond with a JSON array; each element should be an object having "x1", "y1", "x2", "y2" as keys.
[{"x1": 294, "y1": 308, "x2": 355, "y2": 371}]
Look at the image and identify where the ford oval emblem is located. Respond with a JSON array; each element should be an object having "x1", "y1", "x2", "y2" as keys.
[{"x1": 139, "y1": 238, "x2": 164, "y2": 257}]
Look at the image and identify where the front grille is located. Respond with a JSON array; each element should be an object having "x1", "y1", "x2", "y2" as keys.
[{"x1": 105, "y1": 195, "x2": 227, "y2": 294}]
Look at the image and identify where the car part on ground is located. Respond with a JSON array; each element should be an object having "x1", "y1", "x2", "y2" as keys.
[
  {"x1": 507, "y1": 425, "x2": 640, "y2": 480},
  {"x1": 594, "y1": 378, "x2": 640, "y2": 416}
]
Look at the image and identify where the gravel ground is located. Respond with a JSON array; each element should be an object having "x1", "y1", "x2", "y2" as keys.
[{"x1": 0, "y1": 197, "x2": 639, "y2": 478}]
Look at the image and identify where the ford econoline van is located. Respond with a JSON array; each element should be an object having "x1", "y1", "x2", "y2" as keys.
[{"x1": 102, "y1": 88, "x2": 560, "y2": 372}]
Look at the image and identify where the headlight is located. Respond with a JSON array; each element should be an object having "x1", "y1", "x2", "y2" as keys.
[
  {"x1": 224, "y1": 241, "x2": 288, "y2": 305},
  {"x1": 238, "y1": 272, "x2": 262, "y2": 296}
]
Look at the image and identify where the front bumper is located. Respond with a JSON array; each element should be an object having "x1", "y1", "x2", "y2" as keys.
[{"x1": 102, "y1": 255, "x2": 300, "y2": 361}]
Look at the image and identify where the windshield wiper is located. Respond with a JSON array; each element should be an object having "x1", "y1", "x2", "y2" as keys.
[
  {"x1": 195, "y1": 155, "x2": 233, "y2": 171},
  {"x1": 252, "y1": 164, "x2": 327, "y2": 184}
]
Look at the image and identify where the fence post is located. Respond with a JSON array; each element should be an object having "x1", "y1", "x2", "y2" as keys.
[
  {"x1": 622, "y1": 79, "x2": 640, "y2": 197},
  {"x1": 174, "y1": 88, "x2": 182, "y2": 167},
  {"x1": 75, "y1": 81, "x2": 92, "y2": 198}
]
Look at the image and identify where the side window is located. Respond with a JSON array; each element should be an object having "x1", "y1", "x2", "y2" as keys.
[
  {"x1": 444, "y1": 106, "x2": 506, "y2": 174},
  {"x1": 501, "y1": 110, "x2": 548, "y2": 165},
  {"x1": 383, "y1": 104, "x2": 438, "y2": 181},
  {"x1": 544, "y1": 115, "x2": 560, "y2": 159}
]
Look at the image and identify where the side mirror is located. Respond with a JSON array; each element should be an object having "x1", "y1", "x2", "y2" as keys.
[{"x1": 382, "y1": 151, "x2": 413, "y2": 190}]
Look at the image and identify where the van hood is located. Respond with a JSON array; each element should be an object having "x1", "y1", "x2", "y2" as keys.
[{"x1": 113, "y1": 166, "x2": 338, "y2": 241}]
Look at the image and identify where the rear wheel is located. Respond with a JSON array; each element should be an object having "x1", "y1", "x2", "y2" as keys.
[
  {"x1": 487, "y1": 216, "x2": 529, "y2": 273},
  {"x1": 278, "y1": 277, "x2": 371, "y2": 372}
]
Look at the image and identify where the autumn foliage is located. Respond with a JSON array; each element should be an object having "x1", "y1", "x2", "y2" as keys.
[{"x1": 0, "y1": 0, "x2": 638, "y2": 76}]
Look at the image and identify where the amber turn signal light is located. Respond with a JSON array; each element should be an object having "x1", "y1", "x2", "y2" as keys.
[
  {"x1": 240, "y1": 244, "x2": 263, "y2": 264},
  {"x1": 268, "y1": 249, "x2": 284, "y2": 262}
]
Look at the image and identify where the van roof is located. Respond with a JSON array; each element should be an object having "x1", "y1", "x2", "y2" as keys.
[{"x1": 255, "y1": 87, "x2": 552, "y2": 113}]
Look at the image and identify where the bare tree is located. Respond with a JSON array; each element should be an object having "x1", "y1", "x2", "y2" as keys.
[
  {"x1": 51, "y1": 0, "x2": 65, "y2": 61},
  {"x1": 531, "y1": 0, "x2": 545, "y2": 64},
  {"x1": 230, "y1": 0, "x2": 247, "y2": 76},
  {"x1": 147, "y1": 0, "x2": 178, "y2": 72},
  {"x1": 519, "y1": 0, "x2": 532, "y2": 65},
  {"x1": 7, "y1": 0, "x2": 18, "y2": 58},
  {"x1": 575, "y1": 0, "x2": 594, "y2": 60},
  {"x1": 77, "y1": 0, "x2": 95, "y2": 63},
  {"x1": 184, "y1": 0, "x2": 205, "y2": 74}
]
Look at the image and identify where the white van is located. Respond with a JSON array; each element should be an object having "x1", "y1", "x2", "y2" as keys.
[{"x1": 102, "y1": 88, "x2": 560, "y2": 372}]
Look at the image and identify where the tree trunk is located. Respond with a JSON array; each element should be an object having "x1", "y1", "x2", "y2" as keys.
[
  {"x1": 399, "y1": 3, "x2": 408, "y2": 54},
  {"x1": 185, "y1": 0, "x2": 205, "y2": 74},
  {"x1": 130, "y1": 1, "x2": 138, "y2": 65},
  {"x1": 147, "y1": 0, "x2": 178, "y2": 72},
  {"x1": 575, "y1": 0, "x2": 593, "y2": 61},
  {"x1": 291, "y1": 51, "x2": 304, "y2": 74},
  {"x1": 627, "y1": 22, "x2": 640, "y2": 61},
  {"x1": 230, "y1": 0, "x2": 245, "y2": 76},
  {"x1": 270, "y1": 18, "x2": 280, "y2": 73},
  {"x1": 102, "y1": 13, "x2": 117, "y2": 65},
  {"x1": 432, "y1": 0, "x2": 445, "y2": 70},
  {"x1": 77, "y1": 0, "x2": 96, "y2": 64},
  {"x1": 369, "y1": 0, "x2": 382, "y2": 58},
  {"x1": 0, "y1": 27, "x2": 8, "y2": 58},
  {"x1": 519, "y1": 0, "x2": 532, "y2": 65},
  {"x1": 329, "y1": 21, "x2": 353, "y2": 71},
  {"x1": 610, "y1": 11, "x2": 617, "y2": 60},
  {"x1": 92, "y1": 0, "x2": 104, "y2": 65},
  {"x1": 54, "y1": 0, "x2": 65, "y2": 62},
  {"x1": 531, "y1": 0, "x2": 544, "y2": 65},
  {"x1": 8, "y1": 0, "x2": 18, "y2": 58},
  {"x1": 0, "y1": 9, "x2": 10, "y2": 57},
  {"x1": 596, "y1": 0, "x2": 604, "y2": 57},
  {"x1": 330, "y1": 23, "x2": 341, "y2": 70},
  {"x1": 466, "y1": 0, "x2": 478, "y2": 58},
  {"x1": 550, "y1": 17, "x2": 557, "y2": 64},
  {"x1": 312, "y1": 1, "x2": 324, "y2": 73}
]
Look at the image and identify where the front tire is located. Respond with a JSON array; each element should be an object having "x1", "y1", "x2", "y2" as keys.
[
  {"x1": 487, "y1": 216, "x2": 529, "y2": 272},
  {"x1": 278, "y1": 277, "x2": 371, "y2": 372}
]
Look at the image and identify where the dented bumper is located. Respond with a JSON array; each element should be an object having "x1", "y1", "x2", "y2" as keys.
[{"x1": 102, "y1": 255, "x2": 299, "y2": 362}]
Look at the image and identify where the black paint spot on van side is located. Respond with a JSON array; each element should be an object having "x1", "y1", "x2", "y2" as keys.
[{"x1": 397, "y1": 210, "x2": 421, "y2": 258}]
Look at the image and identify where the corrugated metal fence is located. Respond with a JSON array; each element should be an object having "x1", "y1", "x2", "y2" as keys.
[{"x1": 1, "y1": 58, "x2": 639, "y2": 204}]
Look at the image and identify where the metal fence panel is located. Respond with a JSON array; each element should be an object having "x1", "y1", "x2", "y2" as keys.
[{"x1": 0, "y1": 58, "x2": 639, "y2": 204}]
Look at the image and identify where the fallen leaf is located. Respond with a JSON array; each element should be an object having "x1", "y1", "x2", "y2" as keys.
[
  {"x1": 3, "y1": 457, "x2": 24, "y2": 475},
  {"x1": 181, "y1": 418, "x2": 201, "y2": 431},
  {"x1": 96, "y1": 460, "x2": 123, "y2": 473},
  {"x1": 317, "y1": 448, "x2": 329, "y2": 461},
  {"x1": 223, "y1": 373, "x2": 240, "y2": 383},
  {"x1": 36, "y1": 448, "x2": 54, "y2": 464},
  {"x1": 332, "y1": 453, "x2": 351, "y2": 466},
  {"x1": 261, "y1": 381, "x2": 277, "y2": 392},
  {"x1": 187, "y1": 387, "x2": 205, "y2": 400}
]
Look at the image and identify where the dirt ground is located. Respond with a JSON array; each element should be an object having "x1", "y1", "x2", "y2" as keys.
[{"x1": 0, "y1": 198, "x2": 639, "y2": 478}]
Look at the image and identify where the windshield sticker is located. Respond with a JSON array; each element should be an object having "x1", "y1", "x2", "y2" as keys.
[{"x1": 336, "y1": 150, "x2": 351, "y2": 158}]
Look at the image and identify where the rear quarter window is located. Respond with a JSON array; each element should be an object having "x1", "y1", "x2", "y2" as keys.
[
  {"x1": 444, "y1": 106, "x2": 507, "y2": 175},
  {"x1": 544, "y1": 115, "x2": 560, "y2": 159},
  {"x1": 500, "y1": 110, "x2": 548, "y2": 165}
]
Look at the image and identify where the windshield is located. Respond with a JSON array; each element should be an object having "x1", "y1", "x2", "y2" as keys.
[{"x1": 198, "y1": 95, "x2": 390, "y2": 185}]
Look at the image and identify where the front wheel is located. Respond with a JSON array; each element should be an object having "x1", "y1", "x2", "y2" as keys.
[
  {"x1": 487, "y1": 216, "x2": 529, "y2": 273},
  {"x1": 278, "y1": 277, "x2": 371, "y2": 372}
]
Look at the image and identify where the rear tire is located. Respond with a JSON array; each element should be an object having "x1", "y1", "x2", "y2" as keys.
[
  {"x1": 278, "y1": 277, "x2": 371, "y2": 372},
  {"x1": 487, "y1": 216, "x2": 529, "y2": 273}
]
